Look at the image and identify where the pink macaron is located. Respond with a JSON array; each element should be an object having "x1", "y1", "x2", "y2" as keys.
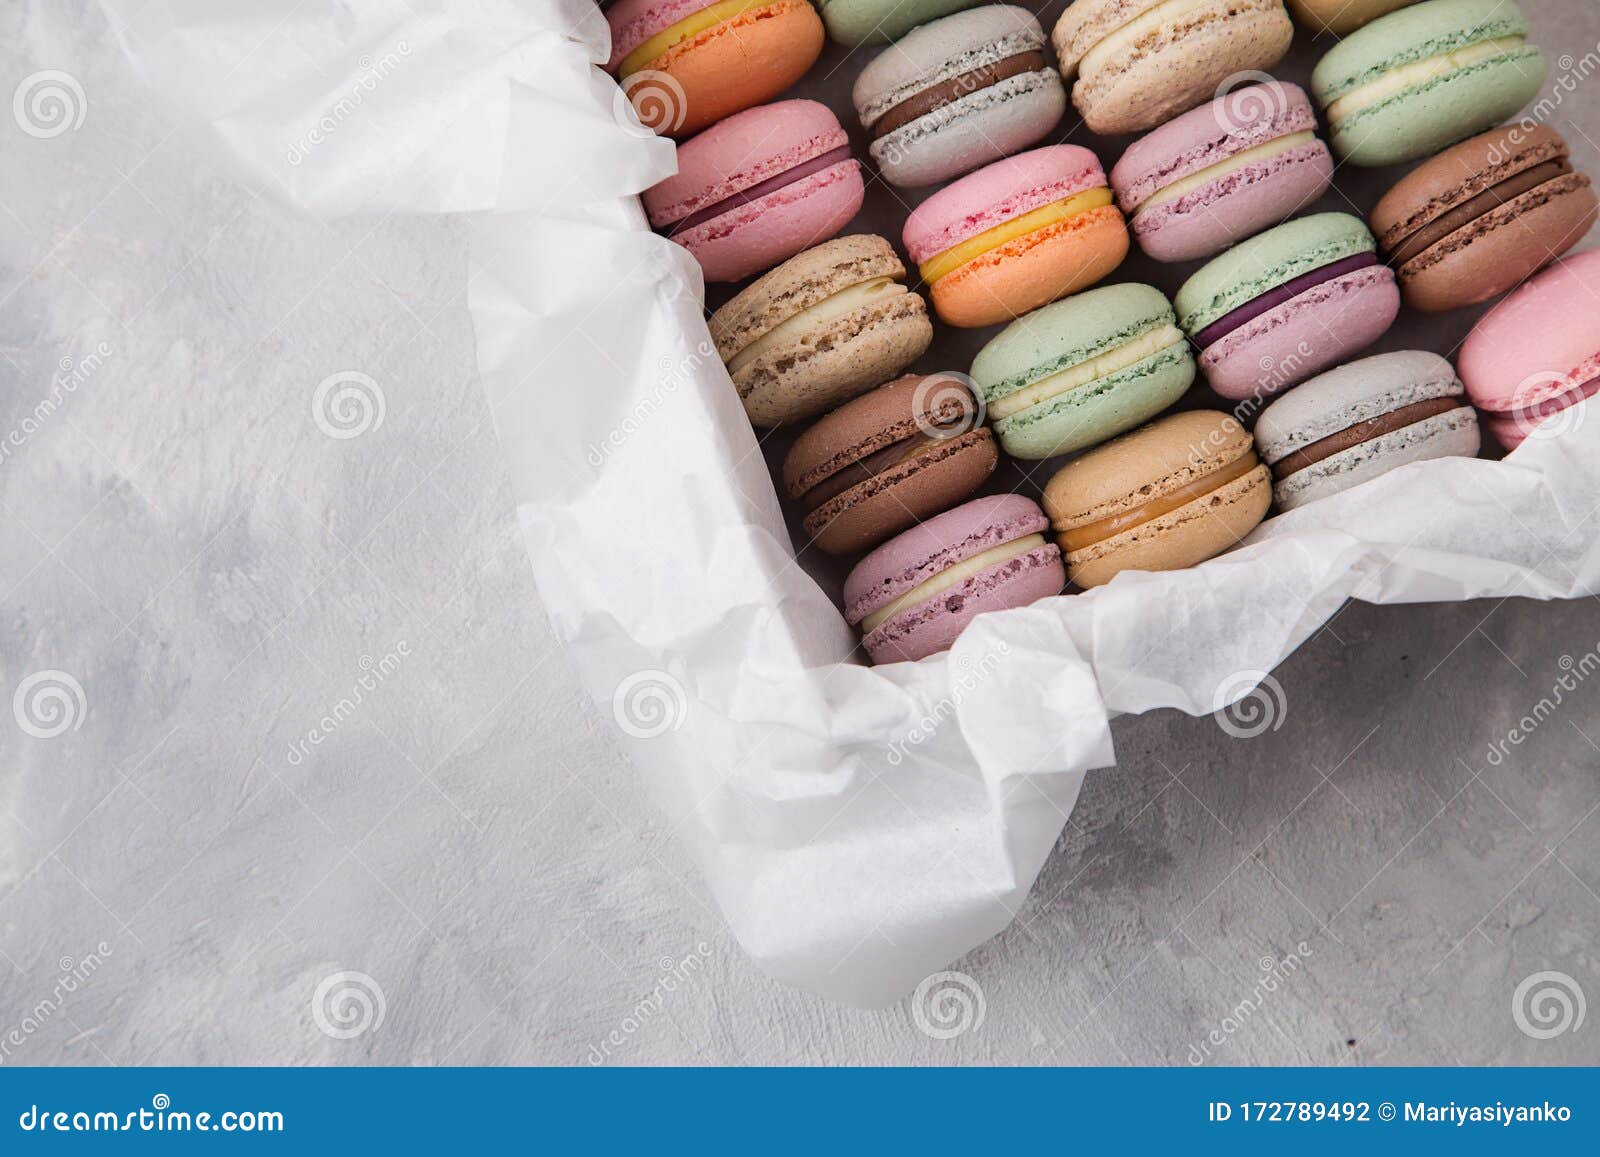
[
  {"x1": 643, "y1": 100, "x2": 864, "y2": 282},
  {"x1": 844, "y1": 494, "x2": 1065, "y2": 664},
  {"x1": 902, "y1": 144, "x2": 1128, "y2": 327},
  {"x1": 1112, "y1": 81, "x2": 1333, "y2": 264},
  {"x1": 1458, "y1": 249, "x2": 1600, "y2": 450}
]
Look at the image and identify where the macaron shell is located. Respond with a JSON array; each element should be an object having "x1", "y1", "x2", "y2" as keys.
[
  {"x1": 821, "y1": 0, "x2": 984, "y2": 47},
  {"x1": 1395, "y1": 175, "x2": 1598, "y2": 312},
  {"x1": 630, "y1": 1, "x2": 825, "y2": 137},
  {"x1": 929, "y1": 205, "x2": 1130, "y2": 328},
  {"x1": 904, "y1": 145, "x2": 1108, "y2": 262},
  {"x1": 737, "y1": 294, "x2": 934, "y2": 425},
  {"x1": 994, "y1": 343, "x2": 1195, "y2": 460},
  {"x1": 862, "y1": 544, "x2": 1065, "y2": 663},
  {"x1": 1064, "y1": 465, "x2": 1272, "y2": 589},
  {"x1": 677, "y1": 162, "x2": 866, "y2": 282},
  {"x1": 1326, "y1": 49, "x2": 1546, "y2": 168},
  {"x1": 1132, "y1": 140, "x2": 1333, "y2": 263},
  {"x1": 1043, "y1": 409, "x2": 1252, "y2": 524},
  {"x1": 1069, "y1": 0, "x2": 1293, "y2": 136},
  {"x1": 1288, "y1": 0, "x2": 1421, "y2": 34},
  {"x1": 1482, "y1": 370, "x2": 1600, "y2": 450},
  {"x1": 869, "y1": 72, "x2": 1066, "y2": 188},
  {"x1": 1457, "y1": 249, "x2": 1600, "y2": 416},
  {"x1": 1274, "y1": 408, "x2": 1480, "y2": 511},
  {"x1": 1111, "y1": 81, "x2": 1318, "y2": 209},
  {"x1": 1198, "y1": 266, "x2": 1400, "y2": 400},
  {"x1": 804, "y1": 431, "x2": 999, "y2": 555},
  {"x1": 645, "y1": 99, "x2": 847, "y2": 222},
  {"x1": 844, "y1": 493, "x2": 1047, "y2": 620},
  {"x1": 1254, "y1": 349, "x2": 1462, "y2": 461}
]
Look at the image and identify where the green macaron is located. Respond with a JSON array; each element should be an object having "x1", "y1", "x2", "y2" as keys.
[
  {"x1": 819, "y1": 0, "x2": 983, "y2": 47},
  {"x1": 1175, "y1": 213, "x2": 1376, "y2": 337},
  {"x1": 1312, "y1": 0, "x2": 1546, "y2": 168},
  {"x1": 969, "y1": 283, "x2": 1195, "y2": 461}
]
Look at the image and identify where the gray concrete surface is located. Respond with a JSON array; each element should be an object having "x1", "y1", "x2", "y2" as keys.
[{"x1": 2, "y1": 0, "x2": 1598, "y2": 1065}]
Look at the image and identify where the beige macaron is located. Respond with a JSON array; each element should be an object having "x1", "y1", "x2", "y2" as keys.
[
  {"x1": 709, "y1": 235, "x2": 934, "y2": 427},
  {"x1": 1053, "y1": 0, "x2": 1293, "y2": 136},
  {"x1": 1042, "y1": 409, "x2": 1271, "y2": 588}
]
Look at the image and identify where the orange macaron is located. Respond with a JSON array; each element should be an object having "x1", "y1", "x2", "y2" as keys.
[
  {"x1": 607, "y1": 0, "x2": 824, "y2": 137},
  {"x1": 902, "y1": 145, "x2": 1128, "y2": 328}
]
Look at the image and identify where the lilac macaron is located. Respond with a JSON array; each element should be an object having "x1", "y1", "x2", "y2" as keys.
[
  {"x1": 1111, "y1": 81, "x2": 1333, "y2": 263},
  {"x1": 844, "y1": 494, "x2": 1065, "y2": 664},
  {"x1": 1175, "y1": 212, "x2": 1400, "y2": 402},
  {"x1": 642, "y1": 100, "x2": 864, "y2": 282}
]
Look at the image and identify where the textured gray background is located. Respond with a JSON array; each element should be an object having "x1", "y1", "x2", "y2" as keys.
[{"x1": 2, "y1": 0, "x2": 1598, "y2": 1065}]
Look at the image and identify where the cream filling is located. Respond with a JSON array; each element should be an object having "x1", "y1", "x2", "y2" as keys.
[
  {"x1": 1326, "y1": 37, "x2": 1526, "y2": 123},
  {"x1": 1135, "y1": 132, "x2": 1317, "y2": 216},
  {"x1": 727, "y1": 277, "x2": 906, "y2": 377},
  {"x1": 988, "y1": 326, "x2": 1185, "y2": 421},
  {"x1": 861, "y1": 534, "x2": 1045, "y2": 634},
  {"x1": 1081, "y1": 0, "x2": 1218, "y2": 76}
]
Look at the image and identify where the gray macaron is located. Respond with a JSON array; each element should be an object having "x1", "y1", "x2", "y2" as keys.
[
  {"x1": 1254, "y1": 351, "x2": 1481, "y2": 512},
  {"x1": 852, "y1": 6, "x2": 1065, "y2": 189}
]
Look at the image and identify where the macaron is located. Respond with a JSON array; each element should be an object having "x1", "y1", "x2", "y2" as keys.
[
  {"x1": 969, "y1": 284, "x2": 1195, "y2": 460},
  {"x1": 1311, "y1": 0, "x2": 1546, "y2": 168},
  {"x1": 783, "y1": 373, "x2": 998, "y2": 554},
  {"x1": 843, "y1": 494, "x2": 1065, "y2": 664},
  {"x1": 1175, "y1": 212, "x2": 1400, "y2": 402},
  {"x1": 1371, "y1": 125, "x2": 1598, "y2": 313},
  {"x1": 1288, "y1": 0, "x2": 1421, "y2": 35},
  {"x1": 643, "y1": 102, "x2": 863, "y2": 283},
  {"x1": 1458, "y1": 249, "x2": 1600, "y2": 450},
  {"x1": 1051, "y1": 0, "x2": 1293, "y2": 136},
  {"x1": 852, "y1": 6, "x2": 1065, "y2": 189},
  {"x1": 1255, "y1": 352, "x2": 1481, "y2": 512},
  {"x1": 1111, "y1": 82, "x2": 1334, "y2": 264},
  {"x1": 709, "y1": 235, "x2": 934, "y2": 427},
  {"x1": 820, "y1": 0, "x2": 983, "y2": 47},
  {"x1": 903, "y1": 146, "x2": 1128, "y2": 328},
  {"x1": 607, "y1": 0, "x2": 824, "y2": 137},
  {"x1": 1042, "y1": 410, "x2": 1271, "y2": 589}
]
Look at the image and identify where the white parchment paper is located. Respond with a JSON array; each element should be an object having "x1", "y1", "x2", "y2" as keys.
[{"x1": 109, "y1": 0, "x2": 1600, "y2": 1005}]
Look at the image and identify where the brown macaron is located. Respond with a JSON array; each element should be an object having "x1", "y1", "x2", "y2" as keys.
[
  {"x1": 708, "y1": 235, "x2": 934, "y2": 427},
  {"x1": 782, "y1": 373, "x2": 998, "y2": 555},
  {"x1": 1042, "y1": 410, "x2": 1270, "y2": 589},
  {"x1": 1371, "y1": 125, "x2": 1598, "y2": 313}
]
